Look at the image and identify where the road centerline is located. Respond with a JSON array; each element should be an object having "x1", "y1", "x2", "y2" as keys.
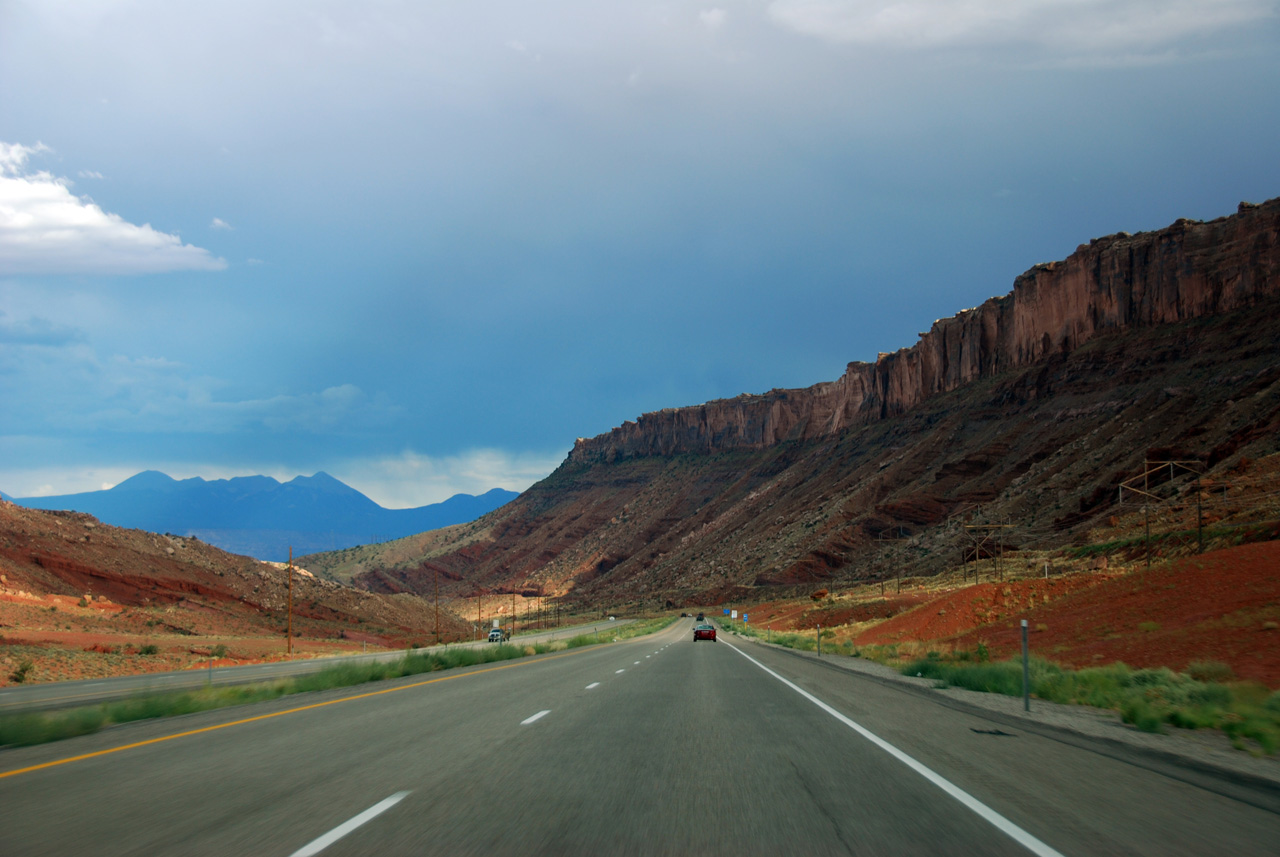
[
  {"x1": 722, "y1": 639, "x2": 1066, "y2": 857},
  {"x1": 288, "y1": 790, "x2": 409, "y2": 857}
]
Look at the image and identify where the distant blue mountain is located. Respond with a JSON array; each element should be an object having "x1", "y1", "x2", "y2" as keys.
[{"x1": 12, "y1": 471, "x2": 517, "y2": 562}]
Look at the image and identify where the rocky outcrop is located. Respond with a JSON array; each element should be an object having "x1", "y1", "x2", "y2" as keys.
[{"x1": 571, "y1": 198, "x2": 1280, "y2": 463}]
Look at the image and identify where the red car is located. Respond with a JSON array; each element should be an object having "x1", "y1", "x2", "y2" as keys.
[{"x1": 693, "y1": 624, "x2": 717, "y2": 642}]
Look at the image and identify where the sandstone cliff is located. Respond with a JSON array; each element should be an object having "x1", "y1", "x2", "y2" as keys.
[{"x1": 570, "y1": 199, "x2": 1280, "y2": 463}]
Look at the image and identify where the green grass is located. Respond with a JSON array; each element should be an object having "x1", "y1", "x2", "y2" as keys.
[
  {"x1": 902, "y1": 656, "x2": 1280, "y2": 753},
  {"x1": 0, "y1": 617, "x2": 677, "y2": 750}
]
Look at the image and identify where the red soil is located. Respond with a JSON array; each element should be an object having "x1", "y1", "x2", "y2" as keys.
[
  {"x1": 850, "y1": 542, "x2": 1280, "y2": 686},
  {"x1": 740, "y1": 593, "x2": 930, "y2": 631}
]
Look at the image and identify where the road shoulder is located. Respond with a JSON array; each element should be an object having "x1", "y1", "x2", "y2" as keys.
[{"x1": 727, "y1": 631, "x2": 1280, "y2": 810}]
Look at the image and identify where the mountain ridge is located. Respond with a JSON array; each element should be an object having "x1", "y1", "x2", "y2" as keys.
[{"x1": 12, "y1": 473, "x2": 518, "y2": 562}]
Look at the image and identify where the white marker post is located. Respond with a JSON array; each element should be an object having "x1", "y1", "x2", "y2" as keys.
[{"x1": 1021, "y1": 619, "x2": 1030, "y2": 712}]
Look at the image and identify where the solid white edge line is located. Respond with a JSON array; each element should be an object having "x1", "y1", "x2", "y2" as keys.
[
  {"x1": 722, "y1": 641, "x2": 1066, "y2": 857},
  {"x1": 521, "y1": 709, "x2": 551, "y2": 725},
  {"x1": 289, "y1": 791, "x2": 410, "y2": 857}
]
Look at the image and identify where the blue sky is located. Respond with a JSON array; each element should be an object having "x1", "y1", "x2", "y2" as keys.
[{"x1": 2, "y1": 1, "x2": 1278, "y2": 507}]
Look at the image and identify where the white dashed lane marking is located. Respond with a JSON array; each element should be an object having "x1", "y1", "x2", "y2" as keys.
[
  {"x1": 289, "y1": 791, "x2": 410, "y2": 857},
  {"x1": 521, "y1": 710, "x2": 551, "y2": 725},
  {"x1": 615, "y1": 669, "x2": 625, "y2": 674},
  {"x1": 586, "y1": 682, "x2": 600, "y2": 689}
]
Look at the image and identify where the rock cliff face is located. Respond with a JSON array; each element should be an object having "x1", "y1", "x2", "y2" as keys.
[
  {"x1": 303, "y1": 195, "x2": 1280, "y2": 612},
  {"x1": 571, "y1": 199, "x2": 1280, "y2": 464}
]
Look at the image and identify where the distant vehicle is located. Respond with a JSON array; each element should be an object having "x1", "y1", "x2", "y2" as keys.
[
  {"x1": 693, "y1": 624, "x2": 716, "y2": 642},
  {"x1": 487, "y1": 628, "x2": 509, "y2": 643},
  {"x1": 608, "y1": 616, "x2": 616, "y2": 621},
  {"x1": 696, "y1": 612, "x2": 705, "y2": 622}
]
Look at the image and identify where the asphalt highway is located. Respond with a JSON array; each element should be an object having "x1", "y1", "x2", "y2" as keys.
[
  {"x1": 0, "y1": 619, "x2": 631, "y2": 712},
  {"x1": 1, "y1": 618, "x2": 1276, "y2": 855}
]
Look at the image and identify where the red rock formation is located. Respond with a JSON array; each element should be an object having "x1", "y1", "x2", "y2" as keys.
[{"x1": 571, "y1": 199, "x2": 1280, "y2": 463}]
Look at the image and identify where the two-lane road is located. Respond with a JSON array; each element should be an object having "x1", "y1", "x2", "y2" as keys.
[{"x1": 1, "y1": 618, "x2": 1275, "y2": 855}]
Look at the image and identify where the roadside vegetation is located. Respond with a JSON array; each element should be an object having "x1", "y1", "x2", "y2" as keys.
[
  {"x1": 903, "y1": 654, "x2": 1280, "y2": 753},
  {"x1": 0, "y1": 617, "x2": 675, "y2": 750}
]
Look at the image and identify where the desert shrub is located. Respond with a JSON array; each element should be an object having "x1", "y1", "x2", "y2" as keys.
[
  {"x1": 1186, "y1": 661, "x2": 1235, "y2": 683},
  {"x1": 903, "y1": 658, "x2": 1024, "y2": 696},
  {"x1": 0, "y1": 708, "x2": 105, "y2": 747},
  {"x1": 138, "y1": 644, "x2": 159, "y2": 656},
  {"x1": 1121, "y1": 697, "x2": 1164, "y2": 733}
]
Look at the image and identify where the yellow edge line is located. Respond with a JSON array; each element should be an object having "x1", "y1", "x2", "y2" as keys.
[{"x1": 0, "y1": 647, "x2": 594, "y2": 780}]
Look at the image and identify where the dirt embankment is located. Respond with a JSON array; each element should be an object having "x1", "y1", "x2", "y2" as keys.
[
  {"x1": 0, "y1": 501, "x2": 470, "y2": 685},
  {"x1": 766, "y1": 541, "x2": 1280, "y2": 687}
]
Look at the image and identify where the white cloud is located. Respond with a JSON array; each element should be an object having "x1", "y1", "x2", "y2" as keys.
[
  {"x1": 0, "y1": 463, "x2": 142, "y2": 498},
  {"x1": 334, "y1": 448, "x2": 565, "y2": 508},
  {"x1": 700, "y1": 8, "x2": 728, "y2": 30},
  {"x1": 78, "y1": 169, "x2": 104, "y2": 180},
  {"x1": 0, "y1": 141, "x2": 226, "y2": 275},
  {"x1": 766, "y1": 0, "x2": 1275, "y2": 59},
  {"x1": 0, "y1": 448, "x2": 561, "y2": 508},
  {"x1": 210, "y1": 217, "x2": 233, "y2": 229}
]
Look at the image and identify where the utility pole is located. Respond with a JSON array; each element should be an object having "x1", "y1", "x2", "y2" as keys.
[
  {"x1": 286, "y1": 546, "x2": 293, "y2": 657},
  {"x1": 1144, "y1": 505, "x2": 1151, "y2": 570},
  {"x1": 433, "y1": 566, "x2": 440, "y2": 646},
  {"x1": 476, "y1": 590, "x2": 481, "y2": 640},
  {"x1": 512, "y1": 589, "x2": 516, "y2": 638},
  {"x1": 1196, "y1": 473, "x2": 1203, "y2": 553}
]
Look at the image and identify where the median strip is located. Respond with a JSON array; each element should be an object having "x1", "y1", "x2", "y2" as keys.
[{"x1": 0, "y1": 648, "x2": 595, "y2": 780}]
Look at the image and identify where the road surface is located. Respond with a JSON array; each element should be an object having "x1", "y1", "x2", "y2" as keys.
[{"x1": 1, "y1": 618, "x2": 1275, "y2": 855}]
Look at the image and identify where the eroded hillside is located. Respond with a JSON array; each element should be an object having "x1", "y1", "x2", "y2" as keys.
[
  {"x1": 302, "y1": 198, "x2": 1280, "y2": 612},
  {"x1": 0, "y1": 501, "x2": 470, "y2": 684}
]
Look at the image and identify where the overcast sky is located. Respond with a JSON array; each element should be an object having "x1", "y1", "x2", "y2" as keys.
[{"x1": 2, "y1": 1, "x2": 1278, "y2": 507}]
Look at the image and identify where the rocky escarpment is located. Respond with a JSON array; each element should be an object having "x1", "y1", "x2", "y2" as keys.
[
  {"x1": 570, "y1": 199, "x2": 1280, "y2": 463},
  {"x1": 303, "y1": 195, "x2": 1280, "y2": 612}
]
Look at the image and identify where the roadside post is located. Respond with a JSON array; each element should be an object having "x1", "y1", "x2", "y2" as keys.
[
  {"x1": 286, "y1": 546, "x2": 293, "y2": 658},
  {"x1": 817, "y1": 623, "x2": 822, "y2": 658},
  {"x1": 1021, "y1": 619, "x2": 1030, "y2": 712}
]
